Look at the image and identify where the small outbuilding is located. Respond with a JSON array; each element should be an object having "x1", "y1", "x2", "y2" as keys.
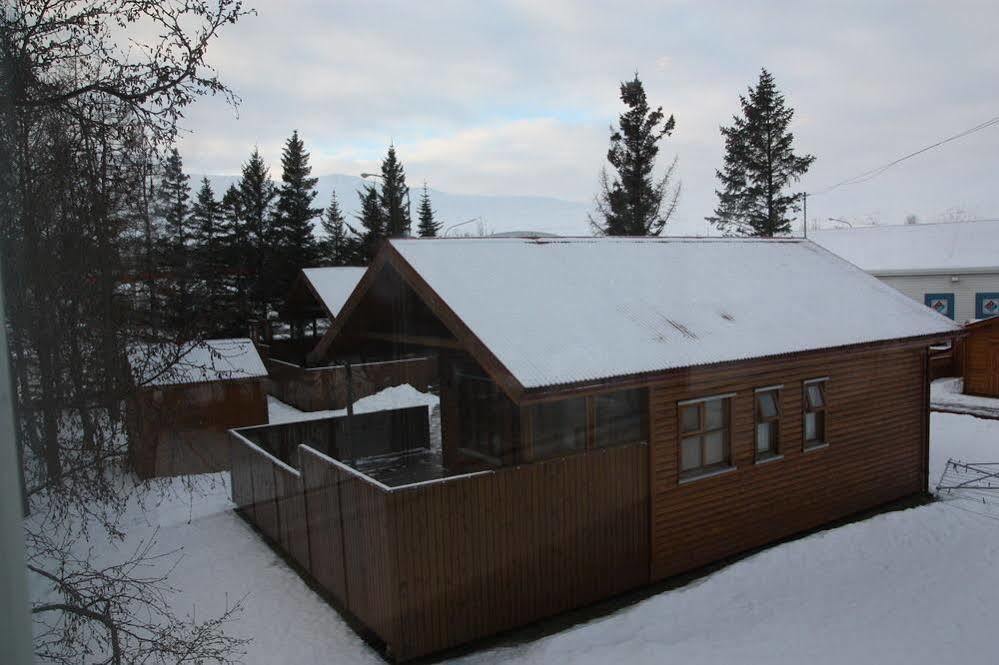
[
  {"x1": 130, "y1": 338, "x2": 268, "y2": 478},
  {"x1": 263, "y1": 266, "x2": 366, "y2": 364},
  {"x1": 964, "y1": 316, "x2": 999, "y2": 397}
]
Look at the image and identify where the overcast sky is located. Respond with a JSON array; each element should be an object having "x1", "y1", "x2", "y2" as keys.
[{"x1": 178, "y1": 0, "x2": 999, "y2": 235}]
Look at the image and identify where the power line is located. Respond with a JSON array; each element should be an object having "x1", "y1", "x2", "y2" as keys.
[{"x1": 809, "y1": 115, "x2": 999, "y2": 197}]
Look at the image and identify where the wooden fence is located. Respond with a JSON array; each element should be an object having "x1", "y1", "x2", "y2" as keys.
[
  {"x1": 265, "y1": 356, "x2": 438, "y2": 411},
  {"x1": 229, "y1": 424, "x2": 649, "y2": 661}
]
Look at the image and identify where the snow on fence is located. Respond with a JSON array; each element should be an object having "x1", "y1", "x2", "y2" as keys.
[
  {"x1": 228, "y1": 416, "x2": 650, "y2": 662},
  {"x1": 264, "y1": 355, "x2": 437, "y2": 412}
]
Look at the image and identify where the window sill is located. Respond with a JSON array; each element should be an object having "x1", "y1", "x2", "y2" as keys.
[
  {"x1": 803, "y1": 442, "x2": 829, "y2": 453},
  {"x1": 679, "y1": 465, "x2": 737, "y2": 485},
  {"x1": 755, "y1": 453, "x2": 784, "y2": 465}
]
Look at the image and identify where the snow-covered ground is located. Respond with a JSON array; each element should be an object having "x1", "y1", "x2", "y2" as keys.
[
  {"x1": 931, "y1": 377, "x2": 999, "y2": 419},
  {"x1": 44, "y1": 404, "x2": 999, "y2": 665}
]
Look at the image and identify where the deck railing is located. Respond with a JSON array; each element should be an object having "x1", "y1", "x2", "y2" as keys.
[{"x1": 229, "y1": 414, "x2": 650, "y2": 661}]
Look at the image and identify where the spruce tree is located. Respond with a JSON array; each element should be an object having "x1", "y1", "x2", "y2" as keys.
[
  {"x1": 189, "y1": 177, "x2": 224, "y2": 333},
  {"x1": 707, "y1": 68, "x2": 816, "y2": 237},
  {"x1": 590, "y1": 74, "x2": 681, "y2": 236},
  {"x1": 153, "y1": 147, "x2": 192, "y2": 332},
  {"x1": 416, "y1": 183, "x2": 441, "y2": 237},
  {"x1": 219, "y1": 184, "x2": 250, "y2": 333},
  {"x1": 274, "y1": 130, "x2": 321, "y2": 293},
  {"x1": 319, "y1": 191, "x2": 359, "y2": 266},
  {"x1": 357, "y1": 184, "x2": 385, "y2": 262},
  {"x1": 379, "y1": 144, "x2": 411, "y2": 237},
  {"x1": 237, "y1": 148, "x2": 276, "y2": 317}
]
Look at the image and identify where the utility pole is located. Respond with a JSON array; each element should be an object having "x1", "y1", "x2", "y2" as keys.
[{"x1": 802, "y1": 192, "x2": 808, "y2": 239}]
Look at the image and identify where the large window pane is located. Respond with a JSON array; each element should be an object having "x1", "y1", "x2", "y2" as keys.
[
  {"x1": 806, "y1": 383, "x2": 824, "y2": 409},
  {"x1": 757, "y1": 391, "x2": 778, "y2": 418},
  {"x1": 681, "y1": 405, "x2": 700, "y2": 433},
  {"x1": 703, "y1": 430, "x2": 726, "y2": 465},
  {"x1": 681, "y1": 436, "x2": 701, "y2": 470},
  {"x1": 756, "y1": 423, "x2": 773, "y2": 453},
  {"x1": 805, "y1": 412, "x2": 817, "y2": 441},
  {"x1": 531, "y1": 397, "x2": 587, "y2": 460},
  {"x1": 704, "y1": 398, "x2": 725, "y2": 429},
  {"x1": 594, "y1": 388, "x2": 647, "y2": 448}
]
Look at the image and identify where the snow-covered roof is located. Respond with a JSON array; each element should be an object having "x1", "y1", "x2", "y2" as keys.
[
  {"x1": 302, "y1": 267, "x2": 367, "y2": 318},
  {"x1": 133, "y1": 338, "x2": 268, "y2": 387},
  {"x1": 389, "y1": 237, "x2": 959, "y2": 390},
  {"x1": 810, "y1": 221, "x2": 999, "y2": 275}
]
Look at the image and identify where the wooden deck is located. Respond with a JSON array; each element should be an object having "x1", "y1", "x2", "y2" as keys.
[{"x1": 229, "y1": 412, "x2": 650, "y2": 661}]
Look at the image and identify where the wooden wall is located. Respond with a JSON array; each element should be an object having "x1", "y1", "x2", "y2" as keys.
[
  {"x1": 240, "y1": 405, "x2": 429, "y2": 464},
  {"x1": 230, "y1": 431, "x2": 648, "y2": 662},
  {"x1": 648, "y1": 344, "x2": 928, "y2": 580},
  {"x1": 389, "y1": 442, "x2": 649, "y2": 659},
  {"x1": 964, "y1": 318, "x2": 999, "y2": 397},
  {"x1": 265, "y1": 356, "x2": 437, "y2": 411},
  {"x1": 131, "y1": 378, "x2": 268, "y2": 478}
]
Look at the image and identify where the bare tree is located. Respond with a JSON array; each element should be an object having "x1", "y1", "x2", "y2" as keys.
[{"x1": 2, "y1": 2, "x2": 253, "y2": 663}]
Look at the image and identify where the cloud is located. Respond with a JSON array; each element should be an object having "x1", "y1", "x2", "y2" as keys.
[{"x1": 177, "y1": 0, "x2": 999, "y2": 234}]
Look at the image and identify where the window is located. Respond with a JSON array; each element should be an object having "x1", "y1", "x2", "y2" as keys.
[
  {"x1": 530, "y1": 396, "x2": 587, "y2": 460},
  {"x1": 976, "y1": 292, "x2": 999, "y2": 319},
  {"x1": 754, "y1": 387, "x2": 781, "y2": 461},
  {"x1": 678, "y1": 395, "x2": 732, "y2": 478},
  {"x1": 456, "y1": 370, "x2": 513, "y2": 464},
  {"x1": 594, "y1": 388, "x2": 648, "y2": 448},
  {"x1": 924, "y1": 293, "x2": 955, "y2": 319},
  {"x1": 803, "y1": 379, "x2": 827, "y2": 449}
]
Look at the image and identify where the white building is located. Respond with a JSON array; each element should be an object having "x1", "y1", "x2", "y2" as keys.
[{"x1": 810, "y1": 221, "x2": 999, "y2": 323}]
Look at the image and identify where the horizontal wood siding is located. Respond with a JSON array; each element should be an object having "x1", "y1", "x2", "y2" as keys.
[
  {"x1": 649, "y1": 345, "x2": 928, "y2": 581},
  {"x1": 392, "y1": 443, "x2": 649, "y2": 660}
]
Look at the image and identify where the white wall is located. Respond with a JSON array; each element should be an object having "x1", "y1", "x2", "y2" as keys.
[{"x1": 876, "y1": 272, "x2": 999, "y2": 323}]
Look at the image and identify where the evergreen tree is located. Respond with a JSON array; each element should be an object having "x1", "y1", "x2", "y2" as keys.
[
  {"x1": 237, "y1": 148, "x2": 277, "y2": 317},
  {"x1": 590, "y1": 74, "x2": 681, "y2": 236},
  {"x1": 273, "y1": 130, "x2": 321, "y2": 296},
  {"x1": 707, "y1": 68, "x2": 815, "y2": 237},
  {"x1": 153, "y1": 147, "x2": 192, "y2": 331},
  {"x1": 219, "y1": 184, "x2": 251, "y2": 333},
  {"x1": 189, "y1": 177, "x2": 224, "y2": 333},
  {"x1": 416, "y1": 183, "x2": 441, "y2": 237},
  {"x1": 357, "y1": 184, "x2": 385, "y2": 262},
  {"x1": 378, "y1": 144, "x2": 411, "y2": 237},
  {"x1": 319, "y1": 191, "x2": 359, "y2": 266}
]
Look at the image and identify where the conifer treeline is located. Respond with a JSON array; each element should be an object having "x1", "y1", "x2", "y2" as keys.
[{"x1": 145, "y1": 133, "x2": 438, "y2": 337}]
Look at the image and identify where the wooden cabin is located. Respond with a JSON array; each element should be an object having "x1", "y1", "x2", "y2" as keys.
[
  {"x1": 263, "y1": 265, "x2": 438, "y2": 411},
  {"x1": 963, "y1": 316, "x2": 999, "y2": 397},
  {"x1": 260, "y1": 266, "x2": 366, "y2": 364},
  {"x1": 231, "y1": 237, "x2": 959, "y2": 661},
  {"x1": 130, "y1": 338, "x2": 268, "y2": 478}
]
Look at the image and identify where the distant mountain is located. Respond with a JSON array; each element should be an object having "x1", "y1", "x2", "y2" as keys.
[{"x1": 196, "y1": 173, "x2": 593, "y2": 237}]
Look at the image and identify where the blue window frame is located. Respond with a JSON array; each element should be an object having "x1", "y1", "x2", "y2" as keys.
[
  {"x1": 976, "y1": 292, "x2": 999, "y2": 319},
  {"x1": 924, "y1": 293, "x2": 955, "y2": 319}
]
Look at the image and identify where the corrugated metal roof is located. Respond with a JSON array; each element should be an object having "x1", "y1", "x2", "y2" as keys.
[
  {"x1": 810, "y1": 220, "x2": 999, "y2": 274},
  {"x1": 132, "y1": 338, "x2": 268, "y2": 387},
  {"x1": 302, "y1": 267, "x2": 367, "y2": 318},
  {"x1": 390, "y1": 237, "x2": 960, "y2": 389}
]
